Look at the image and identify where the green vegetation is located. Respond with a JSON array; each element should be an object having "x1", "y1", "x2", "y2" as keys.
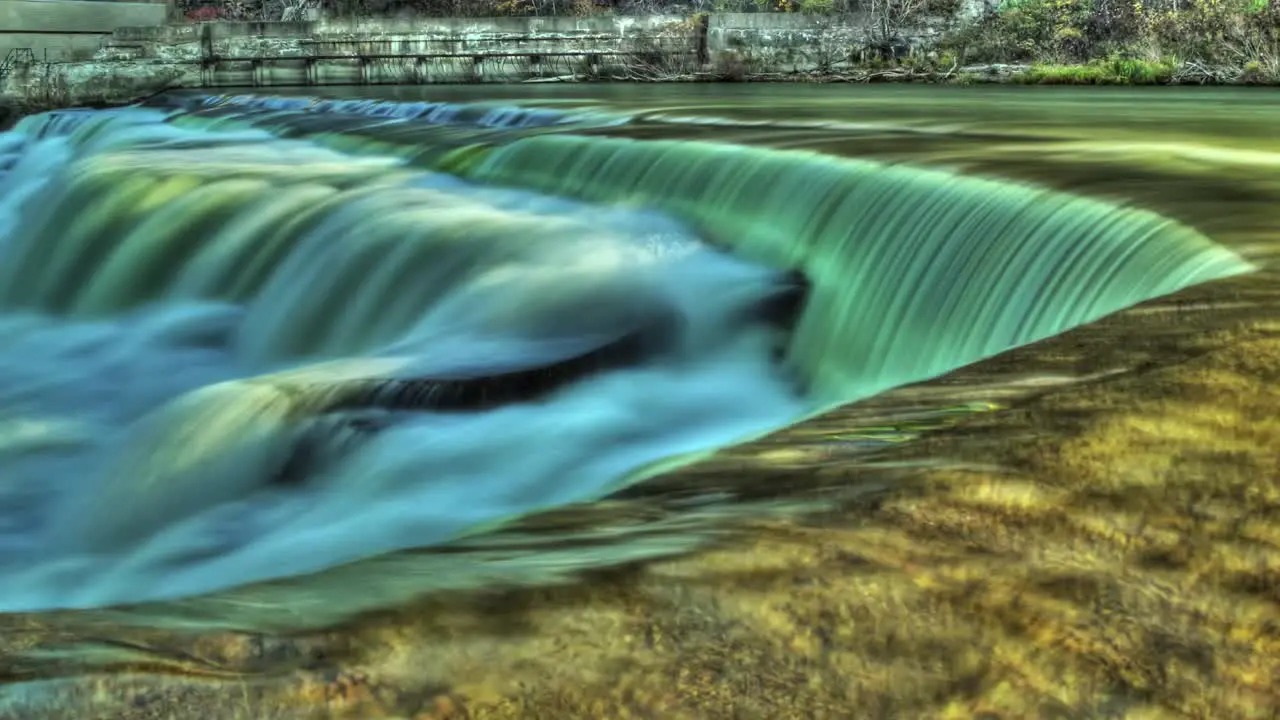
[
  {"x1": 945, "y1": 0, "x2": 1280, "y2": 83},
  {"x1": 1016, "y1": 56, "x2": 1177, "y2": 83}
]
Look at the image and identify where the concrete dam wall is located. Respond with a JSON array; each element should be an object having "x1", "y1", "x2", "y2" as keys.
[
  {"x1": 116, "y1": 16, "x2": 715, "y2": 85},
  {"x1": 2, "y1": 12, "x2": 968, "y2": 106},
  {"x1": 103, "y1": 13, "x2": 946, "y2": 84},
  {"x1": 0, "y1": 0, "x2": 168, "y2": 62}
]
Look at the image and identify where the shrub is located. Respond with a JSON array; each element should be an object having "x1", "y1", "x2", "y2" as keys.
[{"x1": 943, "y1": 0, "x2": 1278, "y2": 79}]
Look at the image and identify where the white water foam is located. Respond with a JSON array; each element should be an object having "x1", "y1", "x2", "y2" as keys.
[{"x1": 0, "y1": 108, "x2": 808, "y2": 610}]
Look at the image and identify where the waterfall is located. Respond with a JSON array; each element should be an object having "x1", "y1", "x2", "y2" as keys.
[
  {"x1": 0, "y1": 94, "x2": 1252, "y2": 613},
  {"x1": 463, "y1": 134, "x2": 1253, "y2": 402}
]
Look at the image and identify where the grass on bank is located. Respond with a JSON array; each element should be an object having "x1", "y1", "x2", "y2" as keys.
[
  {"x1": 1011, "y1": 56, "x2": 1280, "y2": 85},
  {"x1": 1015, "y1": 57, "x2": 1176, "y2": 84}
]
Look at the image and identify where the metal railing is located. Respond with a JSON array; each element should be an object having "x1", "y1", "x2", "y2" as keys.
[{"x1": 0, "y1": 48, "x2": 36, "y2": 80}]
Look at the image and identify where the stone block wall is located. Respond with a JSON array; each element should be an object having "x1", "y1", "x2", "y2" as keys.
[
  {"x1": 97, "y1": 15, "x2": 705, "y2": 83},
  {"x1": 1, "y1": 11, "x2": 981, "y2": 107}
]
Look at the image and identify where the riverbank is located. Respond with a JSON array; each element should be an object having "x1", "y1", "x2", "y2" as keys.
[
  {"x1": 2, "y1": 3, "x2": 1277, "y2": 113},
  {"x1": 634, "y1": 59, "x2": 1280, "y2": 84},
  {"x1": 3, "y1": 62, "x2": 1276, "y2": 126},
  {"x1": 5, "y1": 61, "x2": 1278, "y2": 124}
]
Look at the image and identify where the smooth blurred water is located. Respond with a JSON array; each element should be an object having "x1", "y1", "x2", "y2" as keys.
[
  {"x1": 0, "y1": 105, "x2": 812, "y2": 610},
  {"x1": 0, "y1": 93, "x2": 1251, "y2": 612}
]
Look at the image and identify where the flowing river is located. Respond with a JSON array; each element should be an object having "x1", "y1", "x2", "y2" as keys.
[{"x1": 0, "y1": 84, "x2": 1273, "y2": 628}]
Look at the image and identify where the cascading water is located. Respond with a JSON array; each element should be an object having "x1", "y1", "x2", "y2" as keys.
[{"x1": 0, "y1": 94, "x2": 1253, "y2": 613}]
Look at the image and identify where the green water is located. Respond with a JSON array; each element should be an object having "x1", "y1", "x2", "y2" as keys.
[
  {"x1": 197, "y1": 81, "x2": 1280, "y2": 548},
  {"x1": 185, "y1": 84, "x2": 1276, "y2": 449},
  {"x1": 288, "y1": 84, "x2": 1280, "y2": 249},
  {"x1": 292, "y1": 84, "x2": 1280, "y2": 156},
  {"x1": 306, "y1": 83, "x2": 1278, "y2": 497}
]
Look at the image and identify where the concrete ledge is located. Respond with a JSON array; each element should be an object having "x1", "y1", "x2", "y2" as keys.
[
  {"x1": 111, "y1": 25, "x2": 203, "y2": 43},
  {"x1": 0, "y1": 11, "x2": 974, "y2": 108},
  {"x1": 312, "y1": 16, "x2": 690, "y2": 35}
]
